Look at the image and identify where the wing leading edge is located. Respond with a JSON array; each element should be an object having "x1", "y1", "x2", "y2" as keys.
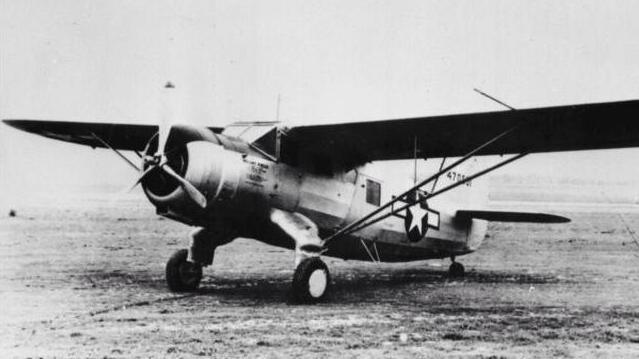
[
  {"x1": 6, "y1": 99, "x2": 639, "y2": 164},
  {"x1": 282, "y1": 99, "x2": 639, "y2": 169},
  {"x1": 3, "y1": 119, "x2": 224, "y2": 151}
]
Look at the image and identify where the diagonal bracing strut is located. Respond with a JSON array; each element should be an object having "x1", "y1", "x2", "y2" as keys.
[
  {"x1": 91, "y1": 132, "x2": 140, "y2": 171},
  {"x1": 341, "y1": 152, "x2": 528, "y2": 237},
  {"x1": 323, "y1": 127, "x2": 516, "y2": 244}
]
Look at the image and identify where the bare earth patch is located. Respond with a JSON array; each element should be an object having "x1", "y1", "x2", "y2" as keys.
[{"x1": 1, "y1": 197, "x2": 639, "y2": 358}]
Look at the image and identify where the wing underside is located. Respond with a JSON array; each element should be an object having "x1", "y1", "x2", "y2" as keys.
[
  {"x1": 3, "y1": 119, "x2": 224, "y2": 151},
  {"x1": 5, "y1": 99, "x2": 639, "y2": 164},
  {"x1": 283, "y1": 99, "x2": 639, "y2": 169}
]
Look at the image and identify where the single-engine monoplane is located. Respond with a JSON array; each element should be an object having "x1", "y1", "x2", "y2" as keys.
[{"x1": 6, "y1": 89, "x2": 639, "y2": 303}]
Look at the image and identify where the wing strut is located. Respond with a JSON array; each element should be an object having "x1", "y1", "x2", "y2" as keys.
[
  {"x1": 337, "y1": 152, "x2": 528, "y2": 239},
  {"x1": 91, "y1": 132, "x2": 140, "y2": 172},
  {"x1": 323, "y1": 127, "x2": 517, "y2": 244},
  {"x1": 430, "y1": 157, "x2": 447, "y2": 193},
  {"x1": 334, "y1": 152, "x2": 528, "y2": 240},
  {"x1": 359, "y1": 239, "x2": 380, "y2": 263}
]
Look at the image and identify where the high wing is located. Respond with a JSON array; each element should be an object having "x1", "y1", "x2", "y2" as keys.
[
  {"x1": 2, "y1": 119, "x2": 224, "y2": 151},
  {"x1": 6, "y1": 99, "x2": 639, "y2": 165},
  {"x1": 282, "y1": 99, "x2": 639, "y2": 169}
]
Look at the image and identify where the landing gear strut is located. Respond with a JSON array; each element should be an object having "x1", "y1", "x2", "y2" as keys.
[
  {"x1": 166, "y1": 249, "x2": 203, "y2": 292},
  {"x1": 448, "y1": 256, "x2": 465, "y2": 278},
  {"x1": 292, "y1": 257, "x2": 330, "y2": 303}
]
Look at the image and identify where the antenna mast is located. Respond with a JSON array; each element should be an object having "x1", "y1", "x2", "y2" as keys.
[
  {"x1": 276, "y1": 94, "x2": 281, "y2": 121},
  {"x1": 413, "y1": 136, "x2": 418, "y2": 186},
  {"x1": 473, "y1": 88, "x2": 516, "y2": 111}
]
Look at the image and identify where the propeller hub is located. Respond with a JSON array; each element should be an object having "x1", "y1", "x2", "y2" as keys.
[
  {"x1": 140, "y1": 146, "x2": 187, "y2": 197},
  {"x1": 143, "y1": 154, "x2": 163, "y2": 166}
]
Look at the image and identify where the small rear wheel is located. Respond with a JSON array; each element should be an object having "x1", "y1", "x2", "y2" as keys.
[
  {"x1": 166, "y1": 249, "x2": 202, "y2": 292},
  {"x1": 292, "y1": 257, "x2": 330, "y2": 303},
  {"x1": 449, "y1": 261, "x2": 465, "y2": 278}
]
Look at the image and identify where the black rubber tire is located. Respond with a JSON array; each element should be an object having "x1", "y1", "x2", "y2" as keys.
[
  {"x1": 166, "y1": 249, "x2": 203, "y2": 292},
  {"x1": 449, "y1": 262, "x2": 465, "y2": 278},
  {"x1": 292, "y1": 257, "x2": 330, "y2": 304}
]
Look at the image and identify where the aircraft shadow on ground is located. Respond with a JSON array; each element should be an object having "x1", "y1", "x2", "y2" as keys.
[
  {"x1": 175, "y1": 268, "x2": 558, "y2": 304},
  {"x1": 82, "y1": 267, "x2": 560, "y2": 305}
]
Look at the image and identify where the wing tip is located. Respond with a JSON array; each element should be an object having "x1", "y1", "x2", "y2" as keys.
[
  {"x1": 549, "y1": 215, "x2": 571, "y2": 223},
  {"x1": 2, "y1": 119, "x2": 20, "y2": 126},
  {"x1": 2, "y1": 119, "x2": 38, "y2": 132}
]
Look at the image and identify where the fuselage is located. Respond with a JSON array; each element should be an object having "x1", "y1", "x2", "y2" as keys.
[
  {"x1": 258, "y1": 156, "x2": 489, "y2": 262},
  {"x1": 143, "y1": 137, "x2": 491, "y2": 263}
]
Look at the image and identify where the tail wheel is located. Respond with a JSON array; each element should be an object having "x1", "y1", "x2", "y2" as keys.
[
  {"x1": 292, "y1": 257, "x2": 330, "y2": 303},
  {"x1": 166, "y1": 249, "x2": 202, "y2": 292},
  {"x1": 449, "y1": 261, "x2": 465, "y2": 278}
]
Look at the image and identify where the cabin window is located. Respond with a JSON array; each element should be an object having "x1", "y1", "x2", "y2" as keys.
[
  {"x1": 253, "y1": 128, "x2": 277, "y2": 158},
  {"x1": 366, "y1": 179, "x2": 381, "y2": 206}
]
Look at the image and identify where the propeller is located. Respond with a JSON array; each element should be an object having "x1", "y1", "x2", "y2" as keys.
[
  {"x1": 129, "y1": 154, "x2": 207, "y2": 208},
  {"x1": 161, "y1": 163, "x2": 207, "y2": 208},
  {"x1": 128, "y1": 82, "x2": 208, "y2": 209}
]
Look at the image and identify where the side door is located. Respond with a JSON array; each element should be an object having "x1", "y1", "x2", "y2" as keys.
[{"x1": 344, "y1": 172, "x2": 384, "y2": 228}]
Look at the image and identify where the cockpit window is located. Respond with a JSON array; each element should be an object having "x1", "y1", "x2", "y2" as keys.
[
  {"x1": 221, "y1": 125, "x2": 249, "y2": 138},
  {"x1": 241, "y1": 126, "x2": 274, "y2": 143},
  {"x1": 366, "y1": 179, "x2": 381, "y2": 206},
  {"x1": 222, "y1": 123, "x2": 279, "y2": 158},
  {"x1": 222, "y1": 123, "x2": 276, "y2": 142},
  {"x1": 253, "y1": 128, "x2": 277, "y2": 158}
]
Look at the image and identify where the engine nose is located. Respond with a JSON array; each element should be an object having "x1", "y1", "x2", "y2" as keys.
[
  {"x1": 141, "y1": 145, "x2": 188, "y2": 197},
  {"x1": 142, "y1": 141, "x2": 244, "y2": 213}
]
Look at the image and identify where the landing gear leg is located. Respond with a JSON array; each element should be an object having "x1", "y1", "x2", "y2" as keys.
[
  {"x1": 165, "y1": 227, "x2": 234, "y2": 292},
  {"x1": 448, "y1": 256, "x2": 465, "y2": 278}
]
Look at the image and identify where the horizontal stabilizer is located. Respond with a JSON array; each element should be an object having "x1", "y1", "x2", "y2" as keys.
[{"x1": 456, "y1": 210, "x2": 570, "y2": 223}]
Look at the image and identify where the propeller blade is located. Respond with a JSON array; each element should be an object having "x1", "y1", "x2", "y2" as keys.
[
  {"x1": 157, "y1": 81, "x2": 175, "y2": 155},
  {"x1": 161, "y1": 165, "x2": 208, "y2": 208},
  {"x1": 129, "y1": 165, "x2": 159, "y2": 192},
  {"x1": 156, "y1": 125, "x2": 171, "y2": 156}
]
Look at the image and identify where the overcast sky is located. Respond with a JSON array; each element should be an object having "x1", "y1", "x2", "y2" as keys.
[{"x1": 2, "y1": 0, "x2": 639, "y2": 206}]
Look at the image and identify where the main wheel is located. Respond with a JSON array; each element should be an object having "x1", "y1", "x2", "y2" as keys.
[
  {"x1": 292, "y1": 257, "x2": 330, "y2": 303},
  {"x1": 449, "y1": 261, "x2": 465, "y2": 278},
  {"x1": 166, "y1": 249, "x2": 203, "y2": 292}
]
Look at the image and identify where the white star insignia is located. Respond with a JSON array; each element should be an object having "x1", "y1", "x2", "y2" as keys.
[{"x1": 408, "y1": 204, "x2": 428, "y2": 235}]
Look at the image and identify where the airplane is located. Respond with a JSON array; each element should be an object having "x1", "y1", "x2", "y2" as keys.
[{"x1": 5, "y1": 88, "x2": 639, "y2": 303}]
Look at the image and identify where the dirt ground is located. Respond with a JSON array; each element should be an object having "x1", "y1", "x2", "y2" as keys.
[{"x1": 2, "y1": 195, "x2": 639, "y2": 358}]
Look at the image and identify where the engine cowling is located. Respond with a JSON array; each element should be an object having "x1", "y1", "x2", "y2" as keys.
[
  {"x1": 143, "y1": 140, "x2": 245, "y2": 215},
  {"x1": 139, "y1": 124, "x2": 301, "y2": 227}
]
